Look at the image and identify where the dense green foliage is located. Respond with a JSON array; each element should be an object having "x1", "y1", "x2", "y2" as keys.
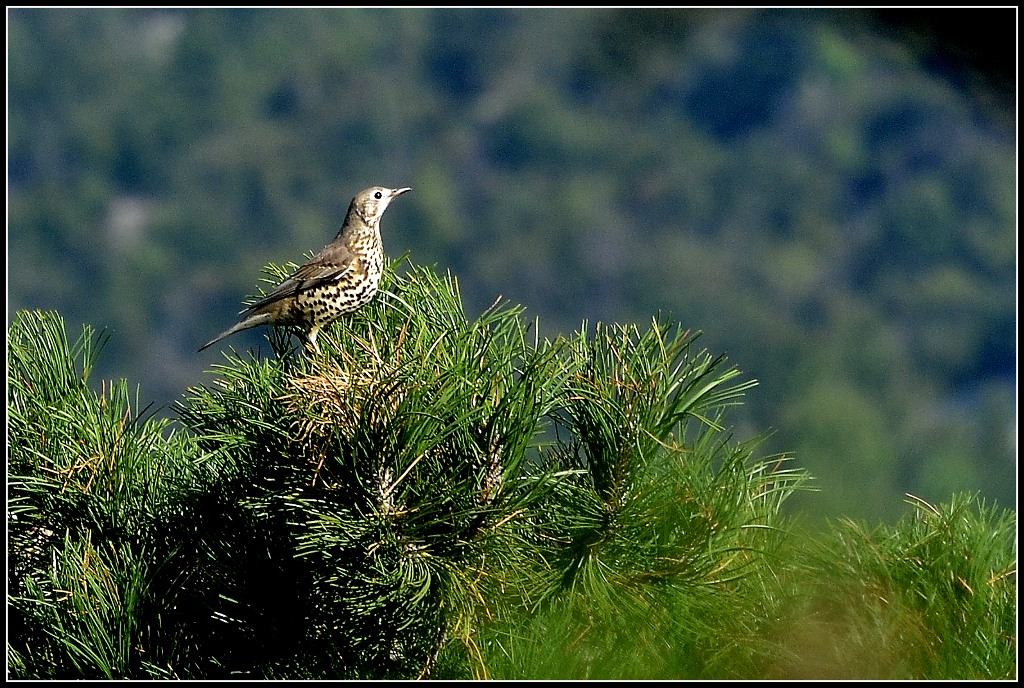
[
  {"x1": 6, "y1": 9, "x2": 1014, "y2": 522},
  {"x1": 7, "y1": 262, "x2": 1015, "y2": 679}
]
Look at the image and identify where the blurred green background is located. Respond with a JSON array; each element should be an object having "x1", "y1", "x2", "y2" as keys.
[{"x1": 7, "y1": 8, "x2": 1015, "y2": 522}]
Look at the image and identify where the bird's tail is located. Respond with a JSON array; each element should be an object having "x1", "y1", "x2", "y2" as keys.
[{"x1": 197, "y1": 312, "x2": 273, "y2": 352}]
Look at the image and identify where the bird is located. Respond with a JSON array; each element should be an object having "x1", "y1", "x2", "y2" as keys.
[{"x1": 198, "y1": 185, "x2": 411, "y2": 354}]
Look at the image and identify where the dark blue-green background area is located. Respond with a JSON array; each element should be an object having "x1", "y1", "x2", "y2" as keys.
[{"x1": 7, "y1": 8, "x2": 1015, "y2": 522}]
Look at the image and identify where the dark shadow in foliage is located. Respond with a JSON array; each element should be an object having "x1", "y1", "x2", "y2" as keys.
[{"x1": 143, "y1": 481, "x2": 316, "y2": 678}]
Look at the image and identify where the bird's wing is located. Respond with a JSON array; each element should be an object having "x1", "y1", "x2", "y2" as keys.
[{"x1": 241, "y1": 246, "x2": 356, "y2": 313}]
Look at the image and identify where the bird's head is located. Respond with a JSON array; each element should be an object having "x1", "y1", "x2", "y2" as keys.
[{"x1": 351, "y1": 186, "x2": 412, "y2": 226}]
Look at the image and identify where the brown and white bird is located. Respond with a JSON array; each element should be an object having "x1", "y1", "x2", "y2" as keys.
[{"x1": 198, "y1": 185, "x2": 410, "y2": 353}]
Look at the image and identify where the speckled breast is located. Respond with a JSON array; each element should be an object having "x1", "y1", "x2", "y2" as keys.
[{"x1": 295, "y1": 254, "x2": 383, "y2": 326}]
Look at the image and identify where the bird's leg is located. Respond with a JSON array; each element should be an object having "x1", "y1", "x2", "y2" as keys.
[{"x1": 305, "y1": 325, "x2": 321, "y2": 355}]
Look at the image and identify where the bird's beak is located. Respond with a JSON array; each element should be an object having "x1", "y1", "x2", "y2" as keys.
[{"x1": 393, "y1": 187, "x2": 412, "y2": 197}]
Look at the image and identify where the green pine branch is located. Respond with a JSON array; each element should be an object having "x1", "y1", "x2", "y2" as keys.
[{"x1": 7, "y1": 260, "x2": 1015, "y2": 680}]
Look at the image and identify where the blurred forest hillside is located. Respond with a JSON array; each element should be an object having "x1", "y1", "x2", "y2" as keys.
[{"x1": 6, "y1": 8, "x2": 1016, "y2": 522}]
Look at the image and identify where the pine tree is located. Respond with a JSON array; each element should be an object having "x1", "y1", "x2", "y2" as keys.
[{"x1": 7, "y1": 260, "x2": 1014, "y2": 679}]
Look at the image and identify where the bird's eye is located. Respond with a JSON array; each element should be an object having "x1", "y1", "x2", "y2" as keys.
[{"x1": 374, "y1": 191, "x2": 383, "y2": 199}]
